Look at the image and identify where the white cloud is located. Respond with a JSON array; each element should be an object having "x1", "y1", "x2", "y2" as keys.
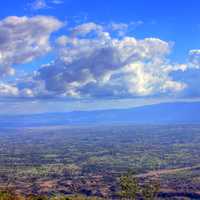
[
  {"x1": 109, "y1": 21, "x2": 143, "y2": 36},
  {"x1": 109, "y1": 23, "x2": 129, "y2": 36},
  {"x1": 0, "y1": 83, "x2": 19, "y2": 97},
  {"x1": 51, "y1": 0, "x2": 64, "y2": 4},
  {"x1": 0, "y1": 16, "x2": 62, "y2": 76},
  {"x1": 71, "y1": 22, "x2": 103, "y2": 36},
  {"x1": 30, "y1": 0, "x2": 64, "y2": 10},
  {"x1": 170, "y1": 68, "x2": 200, "y2": 97},
  {"x1": 56, "y1": 35, "x2": 68, "y2": 46},
  {"x1": 31, "y1": 0, "x2": 48, "y2": 10},
  {"x1": 1, "y1": 20, "x2": 200, "y2": 99},
  {"x1": 35, "y1": 22, "x2": 185, "y2": 98},
  {"x1": 189, "y1": 49, "x2": 200, "y2": 67}
]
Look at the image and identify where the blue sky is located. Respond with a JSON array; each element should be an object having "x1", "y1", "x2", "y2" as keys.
[
  {"x1": 1, "y1": 0, "x2": 200, "y2": 114},
  {"x1": 1, "y1": 0, "x2": 200, "y2": 61}
]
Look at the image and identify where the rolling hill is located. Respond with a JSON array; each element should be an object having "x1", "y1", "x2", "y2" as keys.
[{"x1": 1, "y1": 102, "x2": 200, "y2": 127}]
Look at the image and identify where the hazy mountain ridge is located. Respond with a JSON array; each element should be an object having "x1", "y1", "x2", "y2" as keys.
[{"x1": 1, "y1": 102, "x2": 200, "y2": 127}]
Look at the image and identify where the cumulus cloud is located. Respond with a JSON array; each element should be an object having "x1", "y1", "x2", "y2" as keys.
[
  {"x1": 35, "y1": 22, "x2": 185, "y2": 98},
  {"x1": 0, "y1": 15, "x2": 62, "y2": 76},
  {"x1": 1, "y1": 20, "x2": 200, "y2": 99}
]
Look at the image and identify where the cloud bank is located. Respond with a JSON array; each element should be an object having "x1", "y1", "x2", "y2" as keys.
[
  {"x1": 0, "y1": 17, "x2": 200, "y2": 100},
  {"x1": 35, "y1": 22, "x2": 185, "y2": 98}
]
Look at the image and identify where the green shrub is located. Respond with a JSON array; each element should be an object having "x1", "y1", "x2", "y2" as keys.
[{"x1": 0, "y1": 190, "x2": 22, "y2": 200}]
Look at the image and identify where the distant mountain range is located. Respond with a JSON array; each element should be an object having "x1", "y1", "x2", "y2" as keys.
[{"x1": 1, "y1": 102, "x2": 200, "y2": 127}]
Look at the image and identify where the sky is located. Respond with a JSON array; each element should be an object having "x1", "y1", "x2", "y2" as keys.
[{"x1": 1, "y1": 0, "x2": 200, "y2": 114}]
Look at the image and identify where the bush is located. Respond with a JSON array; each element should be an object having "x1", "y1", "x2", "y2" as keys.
[
  {"x1": 119, "y1": 171, "x2": 160, "y2": 200},
  {"x1": 0, "y1": 190, "x2": 23, "y2": 200}
]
